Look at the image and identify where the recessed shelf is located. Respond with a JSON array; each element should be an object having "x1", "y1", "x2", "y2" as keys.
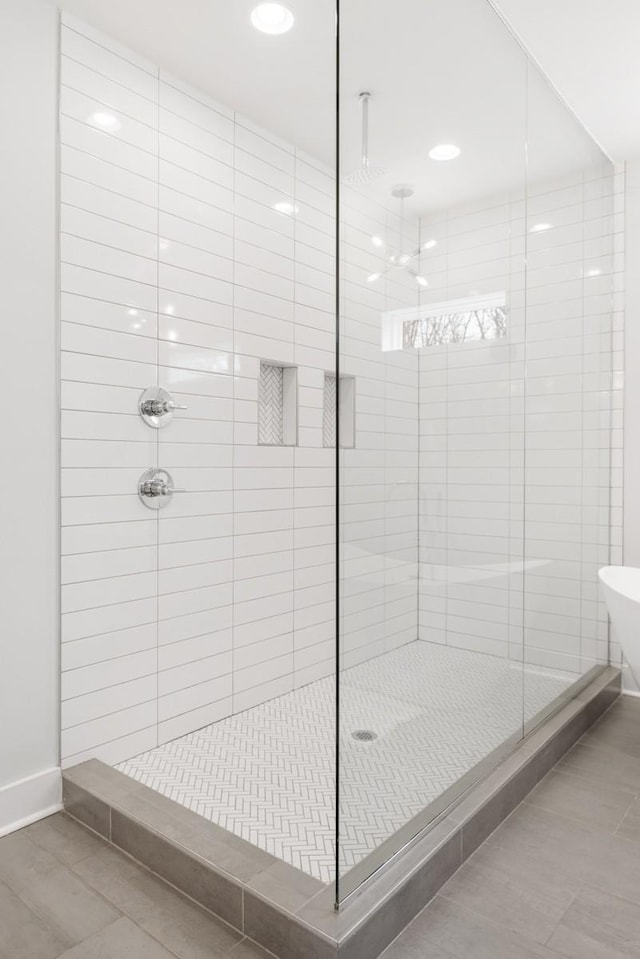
[
  {"x1": 259, "y1": 362, "x2": 298, "y2": 446},
  {"x1": 323, "y1": 373, "x2": 355, "y2": 448}
]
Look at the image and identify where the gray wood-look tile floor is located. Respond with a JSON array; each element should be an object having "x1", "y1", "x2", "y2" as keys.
[
  {"x1": 0, "y1": 812, "x2": 271, "y2": 959},
  {"x1": 3, "y1": 695, "x2": 640, "y2": 959},
  {"x1": 382, "y1": 694, "x2": 640, "y2": 959}
]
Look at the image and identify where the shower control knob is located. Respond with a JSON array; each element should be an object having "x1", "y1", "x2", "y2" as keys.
[
  {"x1": 142, "y1": 397, "x2": 186, "y2": 416},
  {"x1": 139, "y1": 387, "x2": 187, "y2": 428},
  {"x1": 138, "y1": 468, "x2": 185, "y2": 509}
]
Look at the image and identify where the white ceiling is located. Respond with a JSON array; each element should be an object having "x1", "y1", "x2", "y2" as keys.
[
  {"x1": 58, "y1": 0, "x2": 626, "y2": 214},
  {"x1": 58, "y1": 0, "x2": 337, "y2": 165},
  {"x1": 492, "y1": 0, "x2": 640, "y2": 162}
]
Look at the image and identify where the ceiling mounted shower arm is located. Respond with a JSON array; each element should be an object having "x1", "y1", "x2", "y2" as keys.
[{"x1": 344, "y1": 92, "x2": 386, "y2": 186}]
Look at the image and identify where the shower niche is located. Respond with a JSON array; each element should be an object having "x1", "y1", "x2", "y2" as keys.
[
  {"x1": 258, "y1": 361, "x2": 298, "y2": 446},
  {"x1": 323, "y1": 373, "x2": 355, "y2": 448}
]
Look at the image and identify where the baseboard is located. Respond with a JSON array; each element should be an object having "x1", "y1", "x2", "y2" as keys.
[{"x1": 0, "y1": 767, "x2": 62, "y2": 837}]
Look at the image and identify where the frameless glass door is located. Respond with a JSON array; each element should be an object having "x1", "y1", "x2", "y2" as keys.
[
  {"x1": 335, "y1": 0, "x2": 615, "y2": 906},
  {"x1": 336, "y1": 0, "x2": 528, "y2": 903}
]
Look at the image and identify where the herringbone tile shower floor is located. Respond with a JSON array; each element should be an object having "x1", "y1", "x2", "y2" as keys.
[{"x1": 117, "y1": 642, "x2": 574, "y2": 881}]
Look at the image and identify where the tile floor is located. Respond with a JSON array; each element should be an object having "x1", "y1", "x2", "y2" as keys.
[
  {"x1": 4, "y1": 694, "x2": 640, "y2": 958},
  {"x1": 0, "y1": 812, "x2": 271, "y2": 959},
  {"x1": 382, "y1": 693, "x2": 640, "y2": 958},
  {"x1": 117, "y1": 641, "x2": 575, "y2": 881}
]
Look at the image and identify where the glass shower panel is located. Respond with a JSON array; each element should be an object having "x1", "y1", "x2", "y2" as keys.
[
  {"x1": 522, "y1": 65, "x2": 616, "y2": 728},
  {"x1": 336, "y1": 0, "x2": 527, "y2": 901}
]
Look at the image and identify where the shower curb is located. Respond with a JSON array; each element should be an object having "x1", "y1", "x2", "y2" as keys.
[{"x1": 63, "y1": 666, "x2": 620, "y2": 959}]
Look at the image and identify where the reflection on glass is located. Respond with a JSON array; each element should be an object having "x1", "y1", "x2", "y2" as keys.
[{"x1": 336, "y1": 0, "x2": 613, "y2": 905}]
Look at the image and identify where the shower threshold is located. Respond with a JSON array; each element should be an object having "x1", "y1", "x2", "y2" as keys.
[{"x1": 63, "y1": 658, "x2": 619, "y2": 959}]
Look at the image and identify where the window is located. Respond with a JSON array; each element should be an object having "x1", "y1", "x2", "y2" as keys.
[
  {"x1": 403, "y1": 304, "x2": 507, "y2": 348},
  {"x1": 381, "y1": 291, "x2": 507, "y2": 352}
]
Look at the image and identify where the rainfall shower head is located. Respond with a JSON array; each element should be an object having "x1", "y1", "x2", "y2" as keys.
[
  {"x1": 343, "y1": 92, "x2": 387, "y2": 186},
  {"x1": 344, "y1": 165, "x2": 387, "y2": 187}
]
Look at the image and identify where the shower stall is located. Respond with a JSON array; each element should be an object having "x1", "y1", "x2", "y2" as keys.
[{"x1": 59, "y1": 0, "x2": 621, "y2": 916}]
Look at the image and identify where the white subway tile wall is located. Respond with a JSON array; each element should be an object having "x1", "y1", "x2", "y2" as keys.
[
  {"x1": 59, "y1": 13, "x2": 620, "y2": 767},
  {"x1": 59, "y1": 14, "x2": 419, "y2": 765},
  {"x1": 417, "y1": 167, "x2": 622, "y2": 687},
  {"x1": 338, "y1": 196, "x2": 420, "y2": 672}
]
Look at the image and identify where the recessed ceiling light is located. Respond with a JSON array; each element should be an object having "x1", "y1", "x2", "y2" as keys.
[
  {"x1": 273, "y1": 200, "x2": 299, "y2": 216},
  {"x1": 586, "y1": 268, "x2": 602, "y2": 277},
  {"x1": 416, "y1": 275, "x2": 429, "y2": 287},
  {"x1": 529, "y1": 222, "x2": 553, "y2": 234},
  {"x1": 371, "y1": 235, "x2": 384, "y2": 248},
  {"x1": 367, "y1": 273, "x2": 381, "y2": 283},
  {"x1": 127, "y1": 308, "x2": 138, "y2": 317},
  {"x1": 88, "y1": 111, "x2": 121, "y2": 132},
  {"x1": 421, "y1": 239, "x2": 437, "y2": 251},
  {"x1": 251, "y1": 3, "x2": 294, "y2": 34},
  {"x1": 429, "y1": 144, "x2": 461, "y2": 162}
]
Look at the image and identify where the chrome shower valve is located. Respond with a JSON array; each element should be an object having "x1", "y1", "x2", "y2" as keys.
[
  {"x1": 139, "y1": 386, "x2": 187, "y2": 428},
  {"x1": 138, "y1": 468, "x2": 186, "y2": 509}
]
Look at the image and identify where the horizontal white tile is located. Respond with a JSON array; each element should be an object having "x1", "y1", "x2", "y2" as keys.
[{"x1": 59, "y1": 15, "x2": 618, "y2": 765}]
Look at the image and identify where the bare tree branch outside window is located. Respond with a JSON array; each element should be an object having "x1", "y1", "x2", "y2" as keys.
[{"x1": 403, "y1": 306, "x2": 507, "y2": 349}]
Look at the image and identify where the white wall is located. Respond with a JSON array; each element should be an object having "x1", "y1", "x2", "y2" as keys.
[
  {"x1": 0, "y1": 0, "x2": 61, "y2": 831},
  {"x1": 417, "y1": 193, "x2": 526, "y2": 665},
  {"x1": 417, "y1": 165, "x2": 622, "y2": 681},
  {"x1": 339, "y1": 204, "x2": 420, "y2": 672},
  {"x1": 59, "y1": 15, "x2": 418, "y2": 766}
]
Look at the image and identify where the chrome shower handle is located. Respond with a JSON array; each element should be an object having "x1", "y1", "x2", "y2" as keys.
[
  {"x1": 139, "y1": 387, "x2": 188, "y2": 427},
  {"x1": 140, "y1": 479, "x2": 185, "y2": 497},
  {"x1": 138, "y1": 468, "x2": 186, "y2": 508},
  {"x1": 141, "y1": 397, "x2": 188, "y2": 416}
]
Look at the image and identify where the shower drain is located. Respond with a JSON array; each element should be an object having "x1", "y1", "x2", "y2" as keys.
[{"x1": 352, "y1": 729, "x2": 378, "y2": 742}]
